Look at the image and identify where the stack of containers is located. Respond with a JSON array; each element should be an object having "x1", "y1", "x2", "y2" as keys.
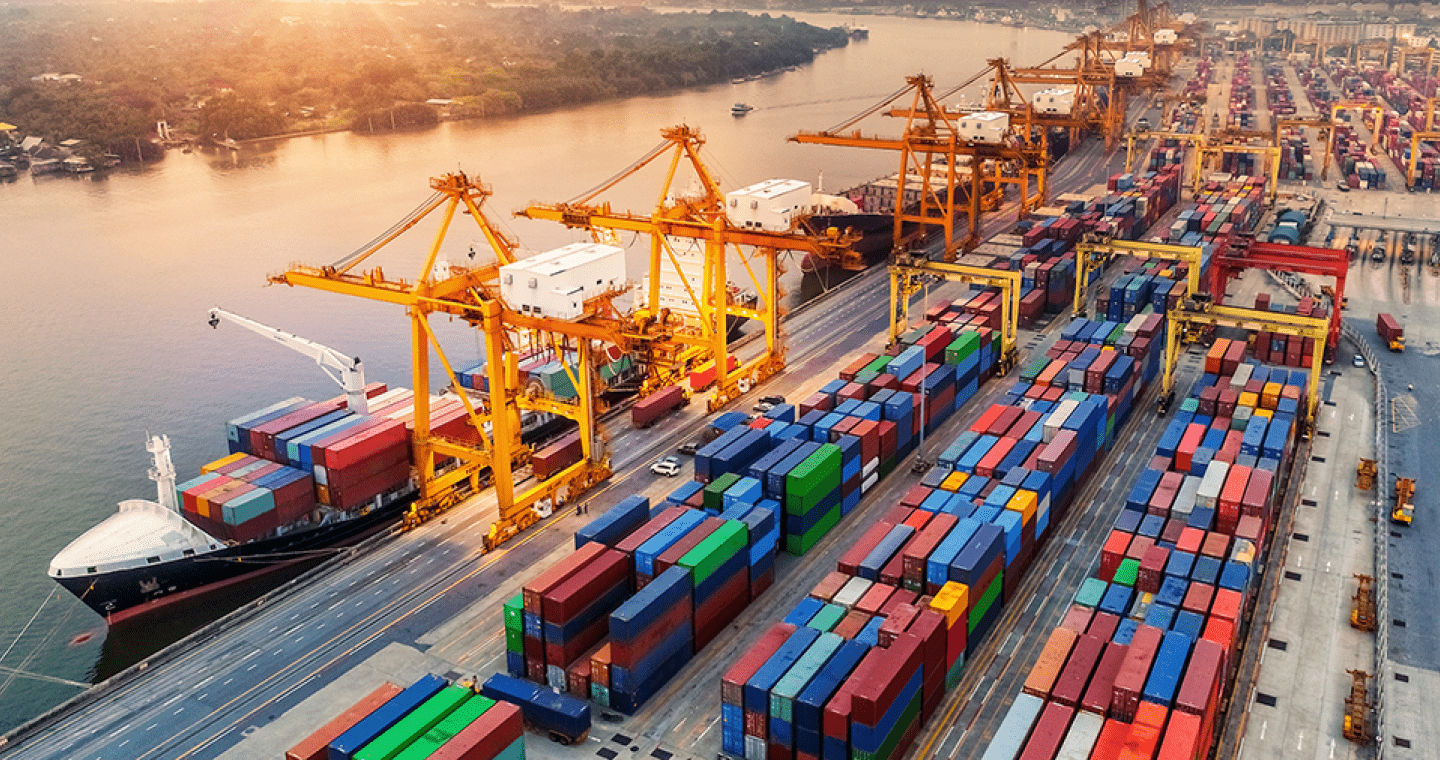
[
  {"x1": 983, "y1": 354, "x2": 1301, "y2": 758},
  {"x1": 503, "y1": 321, "x2": 1008, "y2": 718},
  {"x1": 718, "y1": 307, "x2": 1173, "y2": 760},
  {"x1": 301, "y1": 673, "x2": 526, "y2": 760},
  {"x1": 179, "y1": 454, "x2": 317, "y2": 542},
  {"x1": 608, "y1": 566, "x2": 693, "y2": 713}
]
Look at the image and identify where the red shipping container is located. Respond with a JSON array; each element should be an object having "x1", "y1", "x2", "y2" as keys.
[
  {"x1": 1210, "y1": 588, "x2": 1242, "y2": 623},
  {"x1": 1155, "y1": 710, "x2": 1203, "y2": 760},
  {"x1": 877, "y1": 604, "x2": 920, "y2": 648},
  {"x1": 654, "y1": 517, "x2": 723, "y2": 577},
  {"x1": 591, "y1": 644, "x2": 611, "y2": 689},
  {"x1": 722, "y1": 623, "x2": 795, "y2": 705},
  {"x1": 1176, "y1": 527, "x2": 1204, "y2": 554},
  {"x1": 856, "y1": 583, "x2": 896, "y2": 616},
  {"x1": 1050, "y1": 633, "x2": 1106, "y2": 709},
  {"x1": 428, "y1": 701, "x2": 524, "y2": 760},
  {"x1": 901, "y1": 485, "x2": 931, "y2": 507},
  {"x1": 1111, "y1": 624, "x2": 1164, "y2": 723},
  {"x1": 812, "y1": 571, "x2": 851, "y2": 602},
  {"x1": 1136, "y1": 545, "x2": 1169, "y2": 594},
  {"x1": 1018, "y1": 701, "x2": 1075, "y2": 760},
  {"x1": 541, "y1": 548, "x2": 628, "y2": 623},
  {"x1": 523, "y1": 542, "x2": 608, "y2": 613},
  {"x1": 838, "y1": 524, "x2": 895, "y2": 576},
  {"x1": 695, "y1": 569, "x2": 751, "y2": 650},
  {"x1": 1176, "y1": 638, "x2": 1225, "y2": 717},
  {"x1": 610, "y1": 599, "x2": 691, "y2": 669},
  {"x1": 1060, "y1": 604, "x2": 1094, "y2": 634},
  {"x1": 1181, "y1": 582, "x2": 1214, "y2": 616},
  {"x1": 840, "y1": 353, "x2": 878, "y2": 382},
  {"x1": 902, "y1": 514, "x2": 959, "y2": 587},
  {"x1": 1090, "y1": 718, "x2": 1130, "y2": 759},
  {"x1": 850, "y1": 633, "x2": 923, "y2": 726},
  {"x1": 1121, "y1": 702, "x2": 1168, "y2": 759},
  {"x1": 823, "y1": 649, "x2": 882, "y2": 743},
  {"x1": 1087, "y1": 612, "x2": 1120, "y2": 643},
  {"x1": 1100, "y1": 530, "x2": 1132, "y2": 582},
  {"x1": 833, "y1": 610, "x2": 872, "y2": 640},
  {"x1": 285, "y1": 682, "x2": 403, "y2": 760},
  {"x1": 615, "y1": 507, "x2": 686, "y2": 557}
]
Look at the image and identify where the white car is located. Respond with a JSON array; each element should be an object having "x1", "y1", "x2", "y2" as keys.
[{"x1": 651, "y1": 456, "x2": 682, "y2": 477}]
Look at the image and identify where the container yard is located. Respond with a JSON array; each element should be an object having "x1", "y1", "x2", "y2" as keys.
[{"x1": 14, "y1": 11, "x2": 1440, "y2": 760}]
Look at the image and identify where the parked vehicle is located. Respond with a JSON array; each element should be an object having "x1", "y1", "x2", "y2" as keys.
[{"x1": 651, "y1": 457, "x2": 682, "y2": 477}]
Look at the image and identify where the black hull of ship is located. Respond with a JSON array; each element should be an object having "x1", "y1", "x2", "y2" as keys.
[{"x1": 55, "y1": 498, "x2": 411, "y2": 626}]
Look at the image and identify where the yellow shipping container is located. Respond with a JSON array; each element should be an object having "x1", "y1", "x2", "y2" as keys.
[
  {"x1": 941, "y1": 471, "x2": 969, "y2": 493},
  {"x1": 1261, "y1": 382, "x2": 1281, "y2": 410},
  {"x1": 930, "y1": 581, "x2": 969, "y2": 629},
  {"x1": 1005, "y1": 489, "x2": 1038, "y2": 523},
  {"x1": 1237, "y1": 391, "x2": 1259, "y2": 409},
  {"x1": 201, "y1": 452, "x2": 247, "y2": 474}
]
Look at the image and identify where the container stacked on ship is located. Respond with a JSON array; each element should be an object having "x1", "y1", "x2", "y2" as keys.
[
  {"x1": 716, "y1": 312, "x2": 1171, "y2": 760},
  {"x1": 977, "y1": 350, "x2": 1307, "y2": 759}
]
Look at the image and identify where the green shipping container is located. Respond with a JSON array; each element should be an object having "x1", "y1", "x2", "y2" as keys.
[
  {"x1": 770, "y1": 632, "x2": 844, "y2": 723},
  {"x1": 356, "y1": 685, "x2": 472, "y2": 760},
  {"x1": 392, "y1": 695, "x2": 496, "y2": 760},
  {"x1": 503, "y1": 594, "x2": 523, "y2": 633},
  {"x1": 1074, "y1": 577, "x2": 1107, "y2": 608},
  {"x1": 863, "y1": 355, "x2": 893, "y2": 374},
  {"x1": 679, "y1": 520, "x2": 749, "y2": 586},
  {"x1": 1018, "y1": 354, "x2": 1050, "y2": 383},
  {"x1": 853, "y1": 370, "x2": 880, "y2": 386},
  {"x1": 807, "y1": 603, "x2": 847, "y2": 632},
  {"x1": 505, "y1": 628, "x2": 524, "y2": 653},
  {"x1": 786, "y1": 505, "x2": 841, "y2": 555},
  {"x1": 945, "y1": 650, "x2": 967, "y2": 690},
  {"x1": 967, "y1": 572, "x2": 1003, "y2": 633},
  {"x1": 592, "y1": 682, "x2": 610, "y2": 708},
  {"x1": 945, "y1": 332, "x2": 981, "y2": 365},
  {"x1": 1112, "y1": 558, "x2": 1140, "y2": 587},
  {"x1": 1178, "y1": 397, "x2": 1199, "y2": 414},
  {"x1": 704, "y1": 473, "x2": 742, "y2": 511}
]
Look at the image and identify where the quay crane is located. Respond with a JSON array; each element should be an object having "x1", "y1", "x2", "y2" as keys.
[
  {"x1": 207, "y1": 307, "x2": 371, "y2": 414},
  {"x1": 269, "y1": 171, "x2": 613, "y2": 550},
  {"x1": 792, "y1": 74, "x2": 1047, "y2": 259},
  {"x1": 520, "y1": 125, "x2": 859, "y2": 410}
]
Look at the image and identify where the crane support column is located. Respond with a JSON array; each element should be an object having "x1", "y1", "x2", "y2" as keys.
[{"x1": 482, "y1": 299, "x2": 517, "y2": 521}]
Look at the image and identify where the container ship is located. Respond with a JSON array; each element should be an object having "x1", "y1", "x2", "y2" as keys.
[{"x1": 47, "y1": 376, "x2": 582, "y2": 626}]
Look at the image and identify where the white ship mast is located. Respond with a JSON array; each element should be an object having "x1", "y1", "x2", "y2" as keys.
[{"x1": 146, "y1": 434, "x2": 178, "y2": 512}]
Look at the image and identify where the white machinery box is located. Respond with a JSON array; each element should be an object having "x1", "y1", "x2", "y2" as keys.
[
  {"x1": 725, "y1": 179, "x2": 812, "y2": 231},
  {"x1": 500, "y1": 242, "x2": 627, "y2": 320},
  {"x1": 956, "y1": 112, "x2": 1010, "y2": 144}
]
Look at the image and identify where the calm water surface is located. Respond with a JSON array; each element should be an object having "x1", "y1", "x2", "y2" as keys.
[{"x1": 0, "y1": 13, "x2": 1071, "y2": 731}]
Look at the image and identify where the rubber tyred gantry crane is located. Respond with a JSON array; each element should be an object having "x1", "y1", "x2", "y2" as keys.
[{"x1": 1209, "y1": 237, "x2": 1348, "y2": 358}]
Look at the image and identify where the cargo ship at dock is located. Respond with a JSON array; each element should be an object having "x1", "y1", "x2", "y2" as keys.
[{"x1": 47, "y1": 379, "x2": 583, "y2": 626}]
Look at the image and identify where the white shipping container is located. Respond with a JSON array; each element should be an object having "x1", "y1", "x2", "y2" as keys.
[
  {"x1": 1229, "y1": 361, "x2": 1253, "y2": 390},
  {"x1": 1055, "y1": 710, "x2": 1105, "y2": 760},
  {"x1": 499, "y1": 242, "x2": 627, "y2": 320},
  {"x1": 957, "y1": 111, "x2": 1010, "y2": 144},
  {"x1": 1174, "y1": 474, "x2": 1201, "y2": 516},
  {"x1": 980, "y1": 693, "x2": 1046, "y2": 760},
  {"x1": 1044, "y1": 399, "x2": 1080, "y2": 442},
  {"x1": 832, "y1": 576, "x2": 873, "y2": 608},
  {"x1": 1125, "y1": 313, "x2": 1148, "y2": 335},
  {"x1": 725, "y1": 178, "x2": 812, "y2": 231},
  {"x1": 1196, "y1": 460, "x2": 1230, "y2": 510},
  {"x1": 1032, "y1": 87, "x2": 1075, "y2": 115},
  {"x1": 1155, "y1": 29, "x2": 1178, "y2": 45}
]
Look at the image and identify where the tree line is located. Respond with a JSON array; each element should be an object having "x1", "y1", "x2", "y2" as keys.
[{"x1": 0, "y1": 3, "x2": 848, "y2": 160}]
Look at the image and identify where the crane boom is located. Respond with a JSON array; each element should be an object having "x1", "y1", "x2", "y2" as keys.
[{"x1": 207, "y1": 307, "x2": 369, "y2": 414}]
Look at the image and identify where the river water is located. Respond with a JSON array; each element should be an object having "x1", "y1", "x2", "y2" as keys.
[{"x1": 0, "y1": 13, "x2": 1071, "y2": 732}]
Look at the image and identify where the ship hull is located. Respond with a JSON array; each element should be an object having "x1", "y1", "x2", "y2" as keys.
[{"x1": 54, "y1": 497, "x2": 411, "y2": 626}]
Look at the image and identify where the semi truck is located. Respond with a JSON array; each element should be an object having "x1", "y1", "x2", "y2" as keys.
[{"x1": 1377, "y1": 313, "x2": 1405, "y2": 352}]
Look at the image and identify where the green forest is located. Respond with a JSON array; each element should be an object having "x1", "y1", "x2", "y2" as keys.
[{"x1": 0, "y1": 2, "x2": 849, "y2": 160}]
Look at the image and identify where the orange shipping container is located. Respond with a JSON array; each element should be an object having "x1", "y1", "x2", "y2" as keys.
[
  {"x1": 1204, "y1": 340, "x2": 1229, "y2": 375},
  {"x1": 1022, "y1": 627, "x2": 1078, "y2": 700}
]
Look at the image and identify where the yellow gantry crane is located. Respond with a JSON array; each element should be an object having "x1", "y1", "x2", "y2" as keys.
[
  {"x1": 1124, "y1": 129, "x2": 1208, "y2": 174},
  {"x1": 1073, "y1": 238, "x2": 1204, "y2": 316},
  {"x1": 792, "y1": 74, "x2": 1047, "y2": 259},
  {"x1": 269, "y1": 172, "x2": 614, "y2": 549},
  {"x1": 519, "y1": 125, "x2": 859, "y2": 411},
  {"x1": 1323, "y1": 101, "x2": 1386, "y2": 180},
  {"x1": 1160, "y1": 299, "x2": 1328, "y2": 427},
  {"x1": 888, "y1": 249, "x2": 1022, "y2": 373}
]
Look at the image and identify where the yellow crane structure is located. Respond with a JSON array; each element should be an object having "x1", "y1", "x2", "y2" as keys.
[
  {"x1": 980, "y1": 56, "x2": 1117, "y2": 157},
  {"x1": 1073, "y1": 238, "x2": 1204, "y2": 316},
  {"x1": 1397, "y1": 47, "x2": 1440, "y2": 79},
  {"x1": 520, "y1": 124, "x2": 859, "y2": 410},
  {"x1": 1323, "y1": 101, "x2": 1386, "y2": 180},
  {"x1": 1192, "y1": 141, "x2": 1281, "y2": 202},
  {"x1": 792, "y1": 74, "x2": 1046, "y2": 259},
  {"x1": 1160, "y1": 300, "x2": 1328, "y2": 426},
  {"x1": 269, "y1": 172, "x2": 615, "y2": 549},
  {"x1": 1403, "y1": 98, "x2": 1440, "y2": 189},
  {"x1": 887, "y1": 249, "x2": 1022, "y2": 373},
  {"x1": 1123, "y1": 129, "x2": 1207, "y2": 174}
]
